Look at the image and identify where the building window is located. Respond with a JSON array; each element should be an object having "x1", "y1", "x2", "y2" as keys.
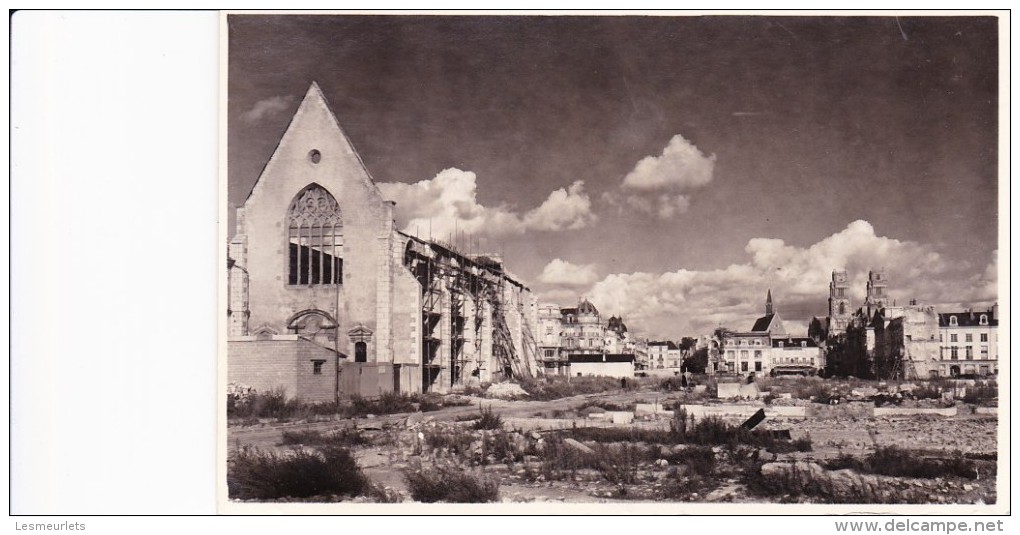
[
  {"x1": 741, "y1": 362, "x2": 748, "y2": 372},
  {"x1": 355, "y1": 341, "x2": 367, "y2": 363},
  {"x1": 965, "y1": 333, "x2": 973, "y2": 343},
  {"x1": 312, "y1": 360, "x2": 325, "y2": 375},
  {"x1": 777, "y1": 341, "x2": 784, "y2": 348},
  {"x1": 980, "y1": 333, "x2": 988, "y2": 342},
  {"x1": 965, "y1": 346, "x2": 973, "y2": 359},
  {"x1": 288, "y1": 184, "x2": 343, "y2": 285},
  {"x1": 980, "y1": 346, "x2": 988, "y2": 359},
  {"x1": 950, "y1": 334, "x2": 958, "y2": 343},
  {"x1": 949, "y1": 316, "x2": 958, "y2": 326},
  {"x1": 950, "y1": 346, "x2": 958, "y2": 359},
  {"x1": 754, "y1": 361, "x2": 762, "y2": 372},
  {"x1": 980, "y1": 314, "x2": 988, "y2": 325},
  {"x1": 801, "y1": 341, "x2": 807, "y2": 347},
  {"x1": 754, "y1": 350, "x2": 762, "y2": 360},
  {"x1": 740, "y1": 350, "x2": 749, "y2": 360}
]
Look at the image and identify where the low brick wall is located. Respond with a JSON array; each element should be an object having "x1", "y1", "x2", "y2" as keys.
[
  {"x1": 228, "y1": 337, "x2": 337, "y2": 403},
  {"x1": 804, "y1": 402, "x2": 874, "y2": 418},
  {"x1": 873, "y1": 406, "x2": 958, "y2": 417}
]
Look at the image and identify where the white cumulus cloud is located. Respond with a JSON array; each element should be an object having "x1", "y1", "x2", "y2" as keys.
[
  {"x1": 380, "y1": 169, "x2": 596, "y2": 238},
  {"x1": 523, "y1": 181, "x2": 597, "y2": 231},
  {"x1": 538, "y1": 259, "x2": 599, "y2": 287},
  {"x1": 378, "y1": 168, "x2": 521, "y2": 238},
  {"x1": 609, "y1": 134, "x2": 716, "y2": 219},
  {"x1": 622, "y1": 134, "x2": 716, "y2": 191},
  {"x1": 581, "y1": 220, "x2": 988, "y2": 339},
  {"x1": 240, "y1": 95, "x2": 295, "y2": 124}
]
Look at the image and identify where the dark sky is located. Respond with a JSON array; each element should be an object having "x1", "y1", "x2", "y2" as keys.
[{"x1": 228, "y1": 15, "x2": 1000, "y2": 337}]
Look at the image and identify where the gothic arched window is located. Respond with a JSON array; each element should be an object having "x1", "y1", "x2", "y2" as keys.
[
  {"x1": 288, "y1": 184, "x2": 343, "y2": 285},
  {"x1": 838, "y1": 303, "x2": 846, "y2": 315}
]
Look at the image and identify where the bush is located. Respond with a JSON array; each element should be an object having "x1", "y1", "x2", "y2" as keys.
[
  {"x1": 537, "y1": 436, "x2": 598, "y2": 480},
  {"x1": 472, "y1": 405, "x2": 504, "y2": 430},
  {"x1": 866, "y1": 446, "x2": 977, "y2": 480},
  {"x1": 227, "y1": 388, "x2": 335, "y2": 421},
  {"x1": 658, "y1": 376, "x2": 686, "y2": 392},
  {"x1": 279, "y1": 427, "x2": 367, "y2": 448},
  {"x1": 593, "y1": 443, "x2": 647, "y2": 485},
  {"x1": 659, "y1": 469, "x2": 717, "y2": 500},
  {"x1": 578, "y1": 400, "x2": 629, "y2": 412},
  {"x1": 963, "y1": 382, "x2": 997, "y2": 406},
  {"x1": 823, "y1": 447, "x2": 978, "y2": 480},
  {"x1": 350, "y1": 392, "x2": 416, "y2": 416},
  {"x1": 403, "y1": 462, "x2": 500, "y2": 503},
  {"x1": 519, "y1": 375, "x2": 624, "y2": 401},
  {"x1": 422, "y1": 426, "x2": 475, "y2": 457},
  {"x1": 661, "y1": 445, "x2": 716, "y2": 477},
  {"x1": 745, "y1": 461, "x2": 928, "y2": 504},
  {"x1": 227, "y1": 445, "x2": 368, "y2": 501}
]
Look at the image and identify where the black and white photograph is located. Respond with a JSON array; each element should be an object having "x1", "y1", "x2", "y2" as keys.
[{"x1": 221, "y1": 13, "x2": 1005, "y2": 510}]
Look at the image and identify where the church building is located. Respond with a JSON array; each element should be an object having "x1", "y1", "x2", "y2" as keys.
[{"x1": 227, "y1": 83, "x2": 538, "y2": 401}]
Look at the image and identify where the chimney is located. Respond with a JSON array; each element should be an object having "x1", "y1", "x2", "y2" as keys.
[{"x1": 991, "y1": 303, "x2": 998, "y2": 321}]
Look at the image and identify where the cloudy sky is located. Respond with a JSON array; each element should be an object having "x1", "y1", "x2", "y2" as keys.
[{"x1": 228, "y1": 14, "x2": 1000, "y2": 339}]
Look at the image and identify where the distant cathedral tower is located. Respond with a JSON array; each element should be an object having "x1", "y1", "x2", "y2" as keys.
[
  {"x1": 864, "y1": 269, "x2": 888, "y2": 318},
  {"x1": 828, "y1": 269, "x2": 852, "y2": 332}
]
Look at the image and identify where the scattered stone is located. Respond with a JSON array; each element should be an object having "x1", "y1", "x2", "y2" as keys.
[
  {"x1": 531, "y1": 432, "x2": 542, "y2": 440},
  {"x1": 717, "y1": 383, "x2": 741, "y2": 399},
  {"x1": 655, "y1": 459, "x2": 669, "y2": 467},
  {"x1": 563, "y1": 438, "x2": 594, "y2": 455},
  {"x1": 608, "y1": 411, "x2": 634, "y2": 424},
  {"x1": 486, "y1": 382, "x2": 530, "y2": 400}
]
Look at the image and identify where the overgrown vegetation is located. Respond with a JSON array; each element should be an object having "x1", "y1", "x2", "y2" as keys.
[
  {"x1": 227, "y1": 445, "x2": 369, "y2": 501},
  {"x1": 519, "y1": 375, "x2": 629, "y2": 401},
  {"x1": 228, "y1": 389, "x2": 469, "y2": 423},
  {"x1": 227, "y1": 388, "x2": 337, "y2": 421},
  {"x1": 471, "y1": 405, "x2": 504, "y2": 430},
  {"x1": 560, "y1": 410, "x2": 812, "y2": 453},
  {"x1": 963, "y1": 381, "x2": 997, "y2": 406},
  {"x1": 279, "y1": 427, "x2": 368, "y2": 448},
  {"x1": 823, "y1": 446, "x2": 979, "y2": 480},
  {"x1": 744, "y1": 461, "x2": 929, "y2": 504},
  {"x1": 403, "y1": 462, "x2": 500, "y2": 503}
]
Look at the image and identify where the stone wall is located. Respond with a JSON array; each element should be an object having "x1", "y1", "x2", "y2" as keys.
[{"x1": 228, "y1": 336, "x2": 337, "y2": 403}]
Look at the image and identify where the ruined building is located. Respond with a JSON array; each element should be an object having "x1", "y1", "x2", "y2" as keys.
[
  {"x1": 821, "y1": 268, "x2": 996, "y2": 379},
  {"x1": 227, "y1": 83, "x2": 538, "y2": 401},
  {"x1": 827, "y1": 269, "x2": 853, "y2": 333}
]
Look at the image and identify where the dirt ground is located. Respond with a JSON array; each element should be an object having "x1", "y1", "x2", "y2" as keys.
[{"x1": 226, "y1": 387, "x2": 999, "y2": 504}]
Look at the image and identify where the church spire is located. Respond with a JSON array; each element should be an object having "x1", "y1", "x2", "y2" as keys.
[{"x1": 766, "y1": 288, "x2": 774, "y2": 315}]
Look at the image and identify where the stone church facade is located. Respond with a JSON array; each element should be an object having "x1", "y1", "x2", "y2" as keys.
[{"x1": 227, "y1": 83, "x2": 538, "y2": 401}]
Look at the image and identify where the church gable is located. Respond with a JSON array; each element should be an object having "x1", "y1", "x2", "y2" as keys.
[{"x1": 240, "y1": 82, "x2": 388, "y2": 232}]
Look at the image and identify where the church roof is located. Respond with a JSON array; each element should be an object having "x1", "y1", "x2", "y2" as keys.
[
  {"x1": 751, "y1": 313, "x2": 777, "y2": 332},
  {"x1": 577, "y1": 299, "x2": 599, "y2": 315},
  {"x1": 243, "y1": 82, "x2": 377, "y2": 204}
]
